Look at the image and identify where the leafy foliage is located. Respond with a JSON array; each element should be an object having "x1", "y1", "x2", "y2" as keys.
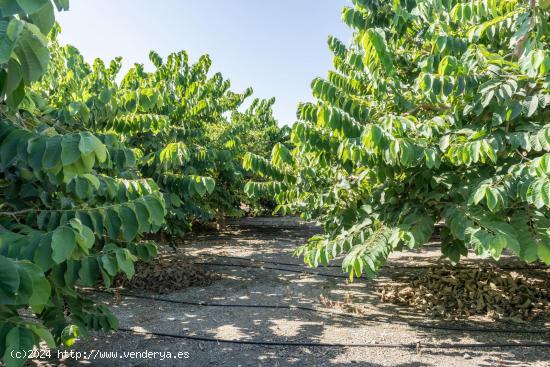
[
  {"x1": 31, "y1": 35, "x2": 286, "y2": 233},
  {"x1": 245, "y1": 0, "x2": 550, "y2": 279},
  {"x1": 0, "y1": 1, "x2": 166, "y2": 365},
  {"x1": 213, "y1": 97, "x2": 290, "y2": 214},
  {"x1": 0, "y1": 2, "x2": 283, "y2": 365}
]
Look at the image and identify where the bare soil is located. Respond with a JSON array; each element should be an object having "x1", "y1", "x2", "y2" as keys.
[{"x1": 33, "y1": 223, "x2": 550, "y2": 367}]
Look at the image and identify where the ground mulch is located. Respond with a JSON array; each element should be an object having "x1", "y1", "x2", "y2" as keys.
[
  {"x1": 113, "y1": 252, "x2": 220, "y2": 293},
  {"x1": 376, "y1": 265, "x2": 550, "y2": 322}
]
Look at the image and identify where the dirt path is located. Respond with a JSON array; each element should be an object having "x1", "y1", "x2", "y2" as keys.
[{"x1": 35, "y1": 222, "x2": 549, "y2": 367}]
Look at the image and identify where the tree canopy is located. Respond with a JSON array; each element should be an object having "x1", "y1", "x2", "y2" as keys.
[{"x1": 245, "y1": 0, "x2": 550, "y2": 279}]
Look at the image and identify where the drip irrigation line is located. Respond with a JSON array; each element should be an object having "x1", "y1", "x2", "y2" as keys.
[
  {"x1": 118, "y1": 328, "x2": 550, "y2": 349},
  {"x1": 92, "y1": 289, "x2": 550, "y2": 335},
  {"x1": 193, "y1": 261, "x2": 349, "y2": 279},
  {"x1": 214, "y1": 255, "x2": 548, "y2": 271},
  {"x1": 24, "y1": 314, "x2": 519, "y2": 350},
  {"x1": 193, "y1": 260, "x2": 547, "y2": 280},
  {"x1": 215, "y1": 255, "x2": 343, "y2": 268}
]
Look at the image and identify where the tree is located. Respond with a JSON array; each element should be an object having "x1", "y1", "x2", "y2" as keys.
[
  {"x1": 245, "y1": 0, "x2": 550, "y2": 279},
  {"x1": 0, "y1": 2, "x2": 284, "y2": 365},
  {"x1": 0, "y1": 2, "x2": 163, "y2": 366},
  {"x1": 225, "y1": 98, "x2": 290, "y2": 214},
  {"x1": 33, "y1": 33, "x2": 287, "y2": 233}
]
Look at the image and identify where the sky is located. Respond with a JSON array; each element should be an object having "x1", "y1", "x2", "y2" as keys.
[{"x1": 56, "y1": 0, "x2": 353, "y2": 126}]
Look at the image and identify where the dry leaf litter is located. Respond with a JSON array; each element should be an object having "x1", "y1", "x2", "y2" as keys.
[
  {"x1": 376, "y1": 266, "x2": 549, "y2": 322},
  {"x1": 113, "y1": 254, "x2": 220, "y2": 293}
]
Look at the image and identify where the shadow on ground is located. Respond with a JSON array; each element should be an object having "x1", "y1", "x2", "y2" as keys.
[{"x1": 34, "y1": 225, "x2": 549, "y2": 367}]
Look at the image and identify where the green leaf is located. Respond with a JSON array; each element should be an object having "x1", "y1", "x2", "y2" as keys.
[
  {"x1": 488, "y1": 234, "x2": 507, "y2": 260},
  {"x1": 42, "y1": 135, "x2": 62, "y2": 171},
  {"x1": 542, "y1": 181, "x2": 550, "y2": 207},
  {"x1": 78, "y1": 257, "x2": 100, "y2": 286},
  {"x1": 132, "y1": 201, "x2": 151, "y2": 233},
  {"x1": 525, "y1": 95, "x2": 539, "y2": 117},
  {"x1": 485, "y1": 188, "x2": 499, "y2": 212},
  {"x1": 0, "y1": 129, "x2": 25, "y2": 168},
  {"x1": 15, "y1": 0, "x2": 49, "y2": 14},
  {"x1": 52, "y1": 0, "x2": 69, "y2": 11},
  {"x1": 483, "y1": 140, "x2": 497, "y2": 163},
  {"x1": 472, "y1": 185, "x2": 487, "y2": 205},
  {"x1": 203, "y1": 177, "x2": 216, "y2": 194},
  {"x1": 442, "y1": 241, "x2": 467, "y2": 265},
  {"x1": 13, "y1": 22, "x2": 49, "y2": 82},
  {"x1": 0, "y1": 256, "x2": 20, "y2": 304},
  {"x1": 467, "y1": 228, "x2": 491, "y2": 256},
  {"x1": 115, "y1": 249, "x2": 135, "y2": 279},
  {"x1": 71, "y1": 219, "x2": 94, "y2": 254},
  {"x1": 104, "y1": 208, "x2": 121, "y2": 240},
  {"x1": 60, "y1": 325, "x2": 78, "y2": 347},
  {"x1": 361, "y1": 28, "x2": 394, "y2": 74},
  {"x1": 33, "y1": 235, "x2": 53, "y2": 272},
  {"x1": 142, "y1": 195, "x2": 165, "y2": 226},
  {"x1": 28, "y1": 325, "x2": 55, "y2": 348},
  {"x1": 0, "y1": 21, "x2": 19, "y2": 64},
  {"x1": 192, "y1": 179, "x2": 206, "y2": 196},
  {"x1": 118, "y1": 205, "x2": 139, "y2": 242},
  {"x1": 538, "y1": 243, "x2": 550, "y2": 265},
  {"x1": 3, "y1": 326, "x2": 35, "y2": 367},
  {"x1": 18, "y1": 262, "x2": 50, "y2": 308},
  {"x1": 61, "y1": 134, "x2": 82, "y2": 166},
  {"x1": 100, "y1": 254, "x2": 118, "y2": 277},
  {"x1": 78, "y1": 132, "x2": 106, "y2": 162},
  {"x1": 51, "y1": 226, "x2": 76, "y2": 264},
  {"x1": 28, "y1": 1, "x2": 54, "y2": 34},
  {"x1": 4, "y1": 58, "x2": 23, "y2": 95}
]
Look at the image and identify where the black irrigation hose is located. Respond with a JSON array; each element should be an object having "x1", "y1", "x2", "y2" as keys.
[
  {"x1": 216, "y1": 255, "x2": 344, "y2": 269},
  {"x1": 193, "y1": 260, "x2": 547, "y2": 280},
  {"x1": 118, "y1": 328, "x2": 550, "y2": 349},
  {"x1": 193, "y1": 261, "x2": 350, "y2": 279},
  {"x1": 93, "y1": 290, "x2": 550, "y2": 335},
  {"x1": 214, "y1": 255, "x2": 549, "y2": 271}
]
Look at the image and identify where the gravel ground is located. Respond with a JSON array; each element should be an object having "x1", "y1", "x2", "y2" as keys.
[{"x1": 32, "y1": 224, "x2": 550, "y2": 367}]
